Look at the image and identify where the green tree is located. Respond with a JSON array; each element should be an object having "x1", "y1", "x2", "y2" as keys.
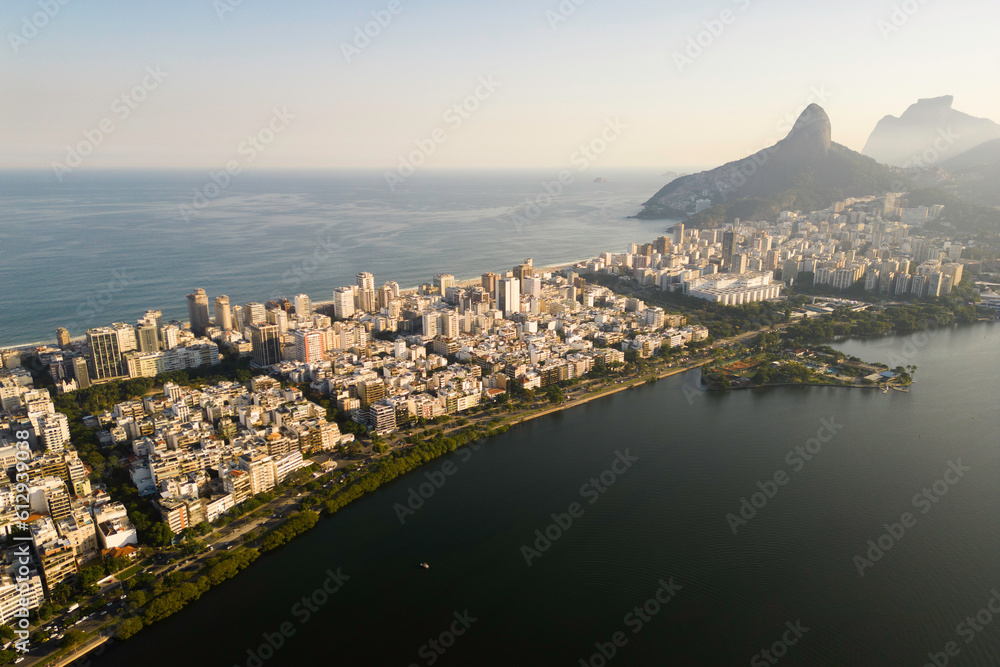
[
  {"x1": 116, "y1": 617, "x2": 144, "y2": 640},
  {"x1": 145, "y1": 523, "x2": 175, "y2": 548},
  {"x1": 35, "y1": 601, "x2": 56, "y2": 621},
  {"x1": 181, "y1": 540, "x2": 207, "y2": 557},
  {"x1": 60, "y1": 629, "x2": 86, "y2": 649}
]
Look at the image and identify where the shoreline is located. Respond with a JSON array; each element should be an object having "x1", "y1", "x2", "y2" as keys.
[
  {"x1": 0, "y1": 260, "x2": 593, "y2": 352},
  {"x1": 506, "y1": 359, "x2": 712, "y2": 426}
]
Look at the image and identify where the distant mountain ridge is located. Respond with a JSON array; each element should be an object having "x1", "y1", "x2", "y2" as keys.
[
  {"x1": 940, "y1": 138, "x2": 1000, "y2": 171},
  {"x1": 636, "y1": 104, "x2": 898, "y2": 224},
  {"x1": 861, "y1": 96, "x2": 1000, "y2": 167}
]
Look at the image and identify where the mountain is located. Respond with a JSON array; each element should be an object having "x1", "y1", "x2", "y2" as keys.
[
  {"x1": 937, "y1": 138, "x2": 1000, "y2": 207},
  {"x1": 861, "y1": 96, "x2": 1000, "y2": 167},
  {"x1": 939, "y1": 138, "x2": 1000, "y2": 170},
  {"x1": 636, "y1": 104, "x2": 898, "y2": 223}
]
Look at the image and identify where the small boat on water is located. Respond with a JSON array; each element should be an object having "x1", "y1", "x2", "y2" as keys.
[{"x1": 419, "y1": 562, "x2": 430, "y2": 569}]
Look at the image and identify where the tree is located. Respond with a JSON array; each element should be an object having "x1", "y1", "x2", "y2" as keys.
[
  {"x1": 129, "y1": 572, "x2": 156, "y2": 591},
  {"x1": 106, "y1": 555, "x2": 132, "y2": 573},
  {"x1": 61, "y1": 629, "x2": 86, "y2": 649},
  {"x1": 145, "y1": 523, "x2": 175, "y2": 548},
  {"x1": 35, "y1": 601, "x2": 56, "y2": 621},
  {"x1": 0, "y1": 626, "x2": 13, "y2": 642},
  {"x1": 78, "y1": 565, "x2": 104, "y2": 594},
  {"x1": 181, "y1": 540, "x2": 207, "y2": 557},
  {"x1": 0, "y1": 650, "x2": 16, "y2": 665},
  {"x1": 116, "y1": 617, "x2": 143, "y2": 640},
  {"x1": 127, "y1": 591, "x2": 149, "y2": 612},
  {"x1": 51, "y1": 582, "x2": 74, "y2": 605}
]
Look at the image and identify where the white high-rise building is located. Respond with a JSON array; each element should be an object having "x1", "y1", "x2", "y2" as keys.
[
  {"x1": 244, "y1": 302, "x2": 267, "y2": 326},
  {"x1": 38, "y1": 413, "x2": 71, "y2": 453},
  {"x1": 422, "y1": 312, "x2": 440, "y2": 337},
  {"x1": 293, "y1": 294, "x2": 312, "y2": 318},
  {"x1": 495, "y1": 278, "x2": 521, "y2": 318},
  {"x1": 160, "y1": 325, "x2": 180, "y2": 350},
  {"x1": 441, "y1": 311, "x2": 460, "y2": 338},
  {"x1": 522, "y1": 276, "x2": 541, "y2": 298},
  {"x1": 267, "y1": 308, "x2": 288, "y2": 334},
  {"x1": 333, "y1": 287, "x2": 356, "y2": 320}
]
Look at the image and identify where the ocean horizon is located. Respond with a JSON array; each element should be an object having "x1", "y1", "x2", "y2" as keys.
[{"x1": 0, "y1": 168, "x2": 678, "y2": 349}]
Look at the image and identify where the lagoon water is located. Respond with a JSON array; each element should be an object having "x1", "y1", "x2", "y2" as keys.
[
  {"x1": 0, "y1": 169, "x2": 671, "y2": 347},
  {"x1": 87, "y1": 324, "x2": 1000, "y2": 666}
]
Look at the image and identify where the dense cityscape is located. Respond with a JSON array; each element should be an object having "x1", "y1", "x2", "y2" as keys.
[{"x1": 0, "y1": 187, "x2": 997, "y2": 665}]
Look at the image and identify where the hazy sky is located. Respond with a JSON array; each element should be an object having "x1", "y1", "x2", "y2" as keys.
[{"x1": 2, "y1": 0, "x2": 998, "y2": 172}]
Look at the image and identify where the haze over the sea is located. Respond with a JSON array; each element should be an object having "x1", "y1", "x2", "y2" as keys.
[{"x1": 0, "y1": 169, "x2": 674, "y2": 348}]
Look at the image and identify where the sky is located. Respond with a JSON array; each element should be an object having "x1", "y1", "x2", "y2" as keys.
[{"x1": 1, "y1": 0, "x2": 998, "y2": 173}]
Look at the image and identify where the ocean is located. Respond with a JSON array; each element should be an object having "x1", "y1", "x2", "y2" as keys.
[{"x1": 0, "y1": 169, "x2": 673, "y2": 348}]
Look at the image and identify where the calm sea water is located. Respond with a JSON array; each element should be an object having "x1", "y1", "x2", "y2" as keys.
[
  {"x1": 86, "y1": 323, "x2": 999, "y2": 666},
  {"x1": 0, "y1": 169, "x2": 672, "y2": 348}
]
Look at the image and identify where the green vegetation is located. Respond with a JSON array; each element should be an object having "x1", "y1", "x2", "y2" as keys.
[
  {"x1": 259, "y1": 511, "x2": 320, "y2": 552},
  {"x1": 315, "y1": 424, "x2": 507, "y2": 517},
  {"x1": 782, "y1": 299, "x2": 978, "y2": 344},
  {"x1": 673, "y1": 145, "x2": 898, "y2": 226},
  {"x1": 906, "y1": 186, "x2": 1000, "y2": 233},
  {"x1": 60, "y1": 629, "x2": 86, "y2": 649},
  {"x1": 115, "y1": 548, "x2": 259, "y2": 640}
]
